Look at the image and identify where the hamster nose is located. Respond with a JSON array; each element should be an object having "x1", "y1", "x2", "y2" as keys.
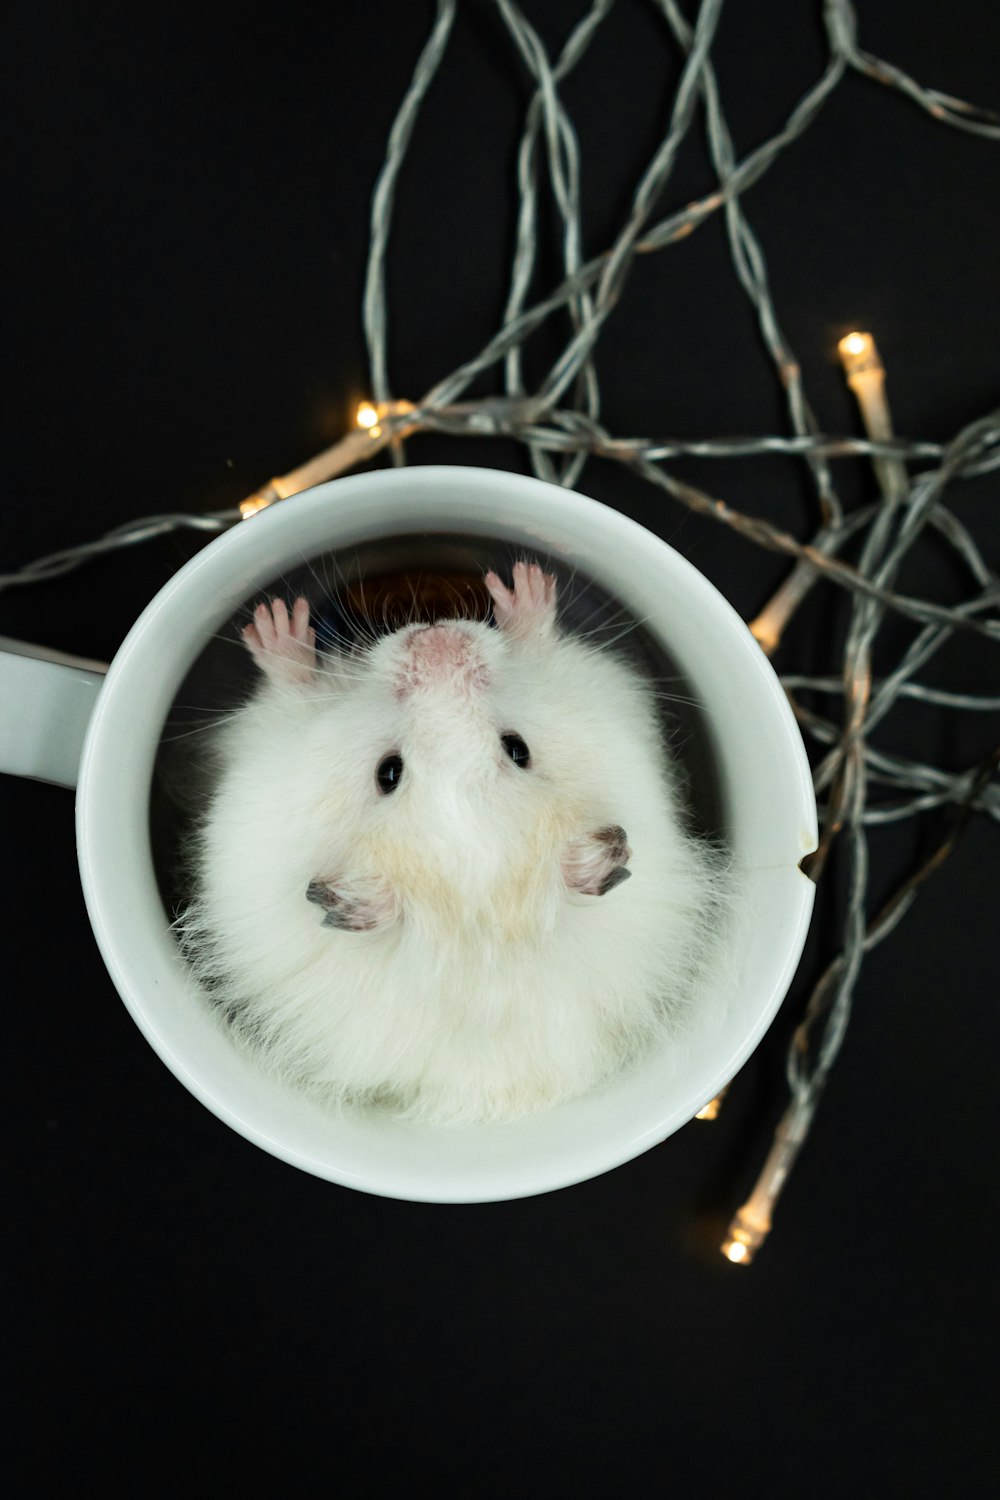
[{"x1": 395, "y1": 623, "x2": 490, "y2": 697}]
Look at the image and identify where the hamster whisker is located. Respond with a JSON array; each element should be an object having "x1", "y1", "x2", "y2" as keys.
[
  {"x1": 404, "y1": 571, "x2": 423, "y2": 624},
  {"x1": 290, "y1": 551, "x2": 337, "y2": 612},
  {"x1": 313, "y1": 661, "x2": 372, "y2": 687},
  {"x1": 558, "y1": 561, "x2": 608, "y2": 618},
  {"x1": 574, "y1": 611, "x2": 639, "y2": 644},
  {"x1": 201, "y1": 632, "x2": 248, "y2": 651},
  {"x1": 645, "y1": 689, "x2": 701, "y2": 709},
  {"x1": 312, "y1": 621, "x2": 345, "y2": 651},
  {"x1": 169, "y1": 702, "x2": 246, "y2": 715},
  {"x1": 581, "y1": 600, "x2": 669, "y2": 651},
  {"x1": 158, "y1": 710, "x2": 247, "y2": 744},
  {"x1": 351, "y1": 550, "x2": 381, "y2": 647}
]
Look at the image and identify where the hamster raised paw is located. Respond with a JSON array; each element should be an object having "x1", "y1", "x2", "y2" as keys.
[{"x1": 179, "y1": 561, "x2": 726, "y2": 1124}]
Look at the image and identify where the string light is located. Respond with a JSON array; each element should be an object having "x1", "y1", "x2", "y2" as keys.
[
  {"x1": 750, "y1": 331, "x2": 896, "y2": 654},
  {"x1": 837, "y1": 331, "x2": 909, "y2": 502},
  {"x1": 721, "y1": 1097, "x2": 815, "y2": 1265},
  {"x1": 237, "y1": 400, "x2": 417, "y2": 519},
  {"x1": 725, "y1": 329, "x2": 902, "y2": 1263},
  {"x1": 723, "y1": 313, "x2": 1000, "y2": 1263},
  {"x1": 3, "y1": 1, "x2": 998, "y2": 1266},
  {"x1": 839, "y1": 331, "x2": 869, "y2": 359},
  {"x1": 695, "y1": 1085, "x2": 729, "y2": 1121}
]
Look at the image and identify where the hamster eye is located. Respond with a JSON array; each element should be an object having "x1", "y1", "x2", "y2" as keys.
[
  {"x1": 501, "y1": 734, "x2": 531, "y2": 769},
  {"x1": 376, "y1": 753, "x2": 404, "y2": 794}
]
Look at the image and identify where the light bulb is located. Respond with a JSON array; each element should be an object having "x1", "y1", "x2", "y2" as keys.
[{"x1": 839, "y1": 331, "x2": 871, "y2": 359}]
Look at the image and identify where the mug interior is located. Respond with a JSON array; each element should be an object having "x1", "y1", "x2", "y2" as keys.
[{"x1": 78, "y1": 467, "x2": 817, "y2": 1201}]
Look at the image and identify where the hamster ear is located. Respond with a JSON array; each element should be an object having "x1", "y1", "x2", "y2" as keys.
[
  {"x1": 561, "y1": 825, "x2": 633, "y2": 897},
  {"x1": 484, "y1": 561, "x2": 557, "y2": 640},
  {"x1": 306, "y1": 876, "x2": 399, "y2": 932}
]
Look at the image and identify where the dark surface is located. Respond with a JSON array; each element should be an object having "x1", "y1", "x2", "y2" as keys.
[{"x1": 5, "y1": 2, "x2": 999, "y2": 1494}]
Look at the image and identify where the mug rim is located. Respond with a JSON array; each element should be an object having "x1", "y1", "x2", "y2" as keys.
[{"x1": 77, "y1": 465, "x2": 817, "y2": 1200}]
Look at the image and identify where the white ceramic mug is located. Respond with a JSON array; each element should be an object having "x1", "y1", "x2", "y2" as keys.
[{"x1": 1, "y1": 466, "x2": 817, "y2": 1201}]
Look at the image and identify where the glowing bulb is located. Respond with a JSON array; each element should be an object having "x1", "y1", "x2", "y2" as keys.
[
  {"x1": 721, "y1": 1204, "x2": 773, "y2": 1265},
  {"x1": 839, "y1": 331, "x2": 870, "y2": 358},
  {"x1": 721, "y1": 1223, "x2": 759, "y2": 1264},
  {"x1": 239, "y1": 485, "x2": 280, "y2": 520},
  {"x1": 838, "y1": 331, "x2": 883, "y2": 388},
  {"x1": 356, "y1": 402, "x2": 379, "y2": 430},
  {"x1": 695, "y1": 1084, "x2": 729, "y2": 1121}
]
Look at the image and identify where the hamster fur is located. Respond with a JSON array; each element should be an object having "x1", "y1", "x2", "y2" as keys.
[{"x1": 179, "y1": 562, "x2": 727, "y2": 1124}]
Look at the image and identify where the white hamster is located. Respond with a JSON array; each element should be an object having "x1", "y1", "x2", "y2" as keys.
[{"x1": 180, "y1": 561, "x2": 725, "y2": 1124}]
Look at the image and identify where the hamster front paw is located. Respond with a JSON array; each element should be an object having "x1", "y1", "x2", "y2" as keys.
[
  {"x1": 562, "y1": 824, "x2": 633, "y2": 897},
  {"x1": 485, "y1": 561, "x2": 557, "y2": 640},
  {"x1": 306, "y1": 877, "x2": 399, "y2": 932},
  {"x1": 242, "y1": 596, "x2": 317, "y2": 684}
]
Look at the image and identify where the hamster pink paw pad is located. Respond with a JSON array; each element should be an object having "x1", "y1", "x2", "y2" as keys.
[
  {"x1": 242, "y1": 597, "x2": 317, "y2": 684},
  {"x1": 563, "y1": 824, "x2": 633, "y2": 896},
  {"x1": 485, "y1": 562, "x2": 557, "y2": 637}
]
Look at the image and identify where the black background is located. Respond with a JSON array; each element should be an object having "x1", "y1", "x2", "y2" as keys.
[{"x1": 6, "y1": 2, "x2": 999, "y2": 1494}]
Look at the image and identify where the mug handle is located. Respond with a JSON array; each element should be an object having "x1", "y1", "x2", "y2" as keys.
[{"x1": 0, "y1": 637, "x2": 108, "y2": 788}]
